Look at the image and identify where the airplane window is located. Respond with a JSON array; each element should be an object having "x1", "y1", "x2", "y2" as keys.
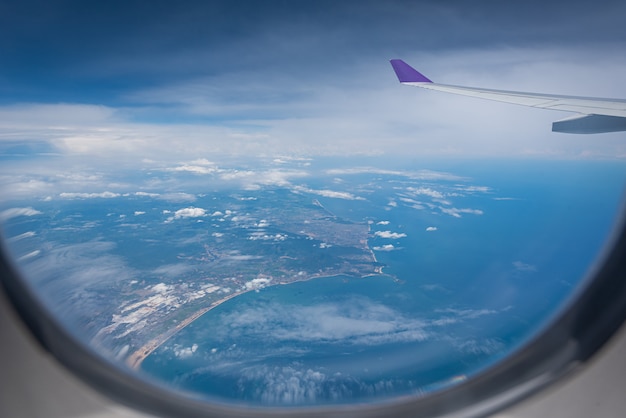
[{"x1": 1, "y1": 1, "x2": 626, "y2": 417}]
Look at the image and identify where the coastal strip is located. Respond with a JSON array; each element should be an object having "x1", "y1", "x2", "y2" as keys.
[{"x1": 125, "y1": 291, "x2": 245, "y2": 370}]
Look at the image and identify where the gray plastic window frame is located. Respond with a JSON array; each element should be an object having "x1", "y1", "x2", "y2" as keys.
[{"x1": 1, "y1": 202, "x2": 626, "y2": 418}]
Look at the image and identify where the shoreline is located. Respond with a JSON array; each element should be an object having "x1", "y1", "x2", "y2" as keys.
[
  {"x1": 126, "y1": 231, "x2": 386, "y2": 370},
  {"x1": 125, "y1": 290, "x2": 248, "y2": 370}
]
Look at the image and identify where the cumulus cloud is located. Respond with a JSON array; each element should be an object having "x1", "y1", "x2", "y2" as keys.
[
  {"x1": 170, "y1": 207, "x2": 207, "y2": 220},
  {"x1": 0, "y1": 207, "x2": 43, "y2": 222},
  {"x1": 173, "y1": 343, "x2": 199, "y2": 359},
  {"x1": 244, "y1": 278, "x2": 272, "y2": 290},
  {"x1": 374, "y1": 231, "x2": 407, "y2": 239},
  {"x1": 151, "y1": 283, "x2": 171, "y2": 294},
  {"x1": 372, "y1": 244, "x2": 396, "y2": 251},
  {"x1": 425, "y1": 226, "x2": 438, "y2": 232},
  {"x1": 408, "y1": 187, "x2": 445, "y2": 199},
  {"x1": 134, "y1": 211, "x2": 146, "y2": 216},
  {"x1": 377, "y1": 221, "x2": 390, "y2": 225}
]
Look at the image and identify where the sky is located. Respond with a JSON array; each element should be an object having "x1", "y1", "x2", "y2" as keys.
[{"x1": 1, "y1": 0, "x2": 626, "y2": 161}]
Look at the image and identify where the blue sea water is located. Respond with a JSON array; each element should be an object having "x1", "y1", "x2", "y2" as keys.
[{"x1": 140, "y1": 158, "x2": 626, "y2": 406}]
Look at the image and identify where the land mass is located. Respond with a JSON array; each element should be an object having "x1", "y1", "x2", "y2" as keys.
[{"x1": 90, "y1": 193, "x2": 387, "y2": 369}]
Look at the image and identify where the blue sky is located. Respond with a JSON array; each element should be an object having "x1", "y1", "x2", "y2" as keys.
[{"x1": 1, "y1": 0, "x2": 626, "y2": 160}]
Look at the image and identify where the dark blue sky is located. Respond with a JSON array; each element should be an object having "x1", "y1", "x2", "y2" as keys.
[{"x1": 1, "y1": 0, "x2": 625, "y2": 158}]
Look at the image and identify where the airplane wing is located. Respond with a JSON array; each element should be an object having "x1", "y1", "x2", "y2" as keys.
[{"x1": 390, "y1": 59, "x2": 626, "y2": 134}]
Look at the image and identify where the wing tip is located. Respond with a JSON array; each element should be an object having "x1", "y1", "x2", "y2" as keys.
[{"x1": 390, "y1": 59, "x2": 432, "y2": 83}]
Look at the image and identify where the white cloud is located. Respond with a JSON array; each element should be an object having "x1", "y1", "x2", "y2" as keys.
[
  {"x1": 455, "y1": 185, "x2": 491, "y2": 193},
  {"x1": 151, "y1": 283, "x2": 171, "y2": 294},
  {"x1": 166, "y1": 163, "x2": 218, "y2": 174},
  {"x1": 173, "y1": 343, "x2": 198, "y2": 359},
  {"x1": 439, "y1": 207, "x2": 484, "y2": 218},
  {"x1": 377, "y1": 221, "x2": 390, "y2": 225},
  {"x1": 374, "y1": 231, "x2": 407, "y2": 239},
  {"x1": 59, "y1": 191, "x2": 120, "y2": 199},
  {"x1": 372, "y1": 244, "x2": 396, "y2": 251},
  {"x1": 244, "y1": 277, "x2": 271, "y2": 290},
  {"x1": 135, "y1": 191, "x2": 160, "y2": 198},
  {"x1": 219, "y1": 169, "x2": 309, "y2": 190},
  {"x1": 425, "y1": 226, "x2": 438, "y2": 232},
  {"x1": 293, "y1": 185, "x2": 364, "y2": 200},
  {"x1": 17, "y1": 250, "x2": 41, "y2": 262},
  {"x1": 0, "y1": 207, "x2": 43, "y2": 222},
  {"x1": 6, "y1": 231, "x2": 36, "y2": 242},
  {"x1": 2, "y1": 47, "x2": 626, "y2": 161},
  {"x1": 159, "y1": 192, "x2": 196, "y2": 202},
  {"x1": 325, "y1": 168, "x2": 465, "y2": 181},
  {"x1": 173, "y1": 207, "x2": 206, "y2": 219},
  {"x1": 408, "y1": 187, "x2": 445, "y2": 199},
  {"x1": 134, "y1": 211, "x2": 146, "y2": 216}
]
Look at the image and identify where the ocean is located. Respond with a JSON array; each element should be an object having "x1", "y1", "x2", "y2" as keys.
[{"x1": 140, "y1": 158, "x2": 626, "y2": 406}]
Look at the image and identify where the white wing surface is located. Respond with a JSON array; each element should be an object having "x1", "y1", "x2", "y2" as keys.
[{"x1": 390, "y1": 59, "x2": 626, "y2": 134}]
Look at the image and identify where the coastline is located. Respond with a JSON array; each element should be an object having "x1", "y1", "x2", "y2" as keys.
[
  {"x1": 126, "y1": 225, "x2": 385, "y2": 370},
  {"x1": 125, "y1": 290, "x2": 247, "y2": 370},
  {"x1": 125, "y1": 269, "x2": 390, "y2": 370}
]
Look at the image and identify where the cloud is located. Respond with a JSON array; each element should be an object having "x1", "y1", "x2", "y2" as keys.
[
  {"x1": 292, "y1": 186, "x2": 365, "y2": 200},
  {"x1": 166, "y1": 159, "x2": 219, "y2": 174},
  {"x1": 6, "y1": 231, "x2": 36, "y2": 242},
  {"x1": 244, "y1": 278, "x2": 271, "y2": 290},
  {"x1": 326, "y1": 168, "x2": 466, "y2": 181},
  {"x1": 425, "y1": 226, "x2": 438, "y2": 232},
  {"x1": 513, "y1": 261, "x2": 537, "y2": 272},
  {"x1": 0, "y1": 207, "x2": 42, "y2": 222},
  {"x1": 217, "y1": 297, "x2": 429, "y2": 346},
  {"x1": 159, "y1": 193, "x2": 196, "y2": 203},
  {"x1": 172, "y1": 207, "x2": 206, "y2": 219},
  {"x1": 455, "y1": 185, "x2": 491, "y2": 193},
  {"x1": 135, "y1": 191, "x2": 160, "y2": 198},
  {"x1": 59, "y1": 191, "x2": 120, "y2": 199},
  {"x1": 374, "y1": 231, "x2": 407, "y2": 239},
  {"x1": 407, "y1": 187, "x2": 445, "y2": 199},
  {"x1": 372, "y1": 244, "x2": 396, "y2": 251},
  {"x1": 15, "y1": 240, "x2": 136, "y2": 325},
  {"x1": 217, "y1": 169, "x2": 309, "y2": 190},
  {"x1": 439, "y1": 207, "x2": 484, "y2": 218},
  {"x1": 134, "y1": 211, "x2": 146, "y2": 216},
  {"x1": 153, "y1": 263, "x2": 194, "y2": 277},
  {"x1": 17, "y1": 250, "x2": 41, "y2": 261},
  {"x1": 377, "y1": 221, "x2": 390, "y2": 225},
  {"x1": 173, "y1": 343, "x2": 199, "y2": 359}
]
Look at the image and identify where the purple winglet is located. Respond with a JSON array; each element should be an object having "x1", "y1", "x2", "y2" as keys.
[{"x1": 390, "y1": 59, "x2": 432, "y2": 83}]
